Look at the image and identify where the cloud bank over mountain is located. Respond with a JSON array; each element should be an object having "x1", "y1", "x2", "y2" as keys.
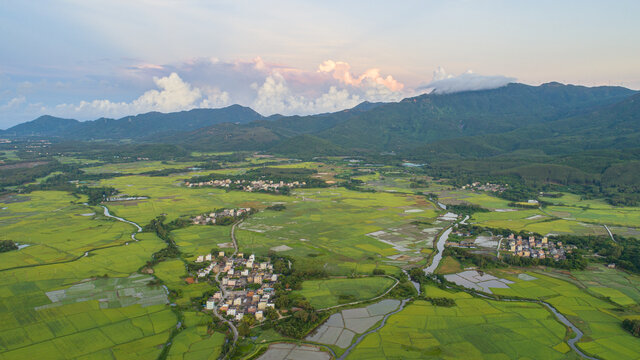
[
  {"x1": 417, "y1": 67, "x2": 516, "y2": 94},
  {"x1": 0, "y1": 57, "x2": 516, "y2": 127}
]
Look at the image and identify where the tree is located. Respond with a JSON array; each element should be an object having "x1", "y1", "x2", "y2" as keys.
[
  {"x1": 238, "y1": 322, "x2": 250, "y2": 337},
  {"x1": 0, "y1": 240, "x2": 18, "y2": 253}
]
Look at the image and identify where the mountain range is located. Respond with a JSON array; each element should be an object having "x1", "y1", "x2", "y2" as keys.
[{"x1": 2, "y1": 82, "x2": 638, "y2": 161}]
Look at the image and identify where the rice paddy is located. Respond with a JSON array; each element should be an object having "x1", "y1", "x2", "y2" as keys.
[
  {"x1": 166, "y1": 312, "x2": 224, "y2": 360},
  {"x1": 0, "y1": 189, "x2": 177, "y2": 359},
  {"x1": 2, "y1": 160, "x2": 640, "y2": 359},
  {"x1": 345, "y1": 286, "x2": 573, "y2": 359},
  {"x1": 81, "y1": 160, "x2": 201, "y2": 175},
  {"x1": 293, "y1": 277, "x2": 395, "y2": 309},
  {"x1": 0, "y1": 191, "x2": 136, "y2": 270},
  {"x1": 306, "y1": 299, "x2": 401, "y2": 349},
  {"x1": 488, "y1": 269, "x2": 640, "y2": 359}
]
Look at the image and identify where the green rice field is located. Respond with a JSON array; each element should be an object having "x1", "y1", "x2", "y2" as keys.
[
  {"x1": 346, "y1": 286, "x2": 575, "y2": 359},
  {"x1": 489, "y1": 269, "x2": 640, "y2": 359},
  {"x1": 166, "y1": 312, "x2": 224, "y2": 360},
  {"x1": 293, "y1": 277, "x2": 395, "y2": 309}
]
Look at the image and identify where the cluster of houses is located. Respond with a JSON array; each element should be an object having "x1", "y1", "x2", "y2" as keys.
[
  {"x1": 185, "y1": 178, "x2": 305, "y2": 192},
  {"x1": 504, "y1": 234, "x2": 571, "y2": 260},
  {"x1": 105, "y1": 194, "x2": 149, "y2": 202},
  {"x1": 461, "y1": 182, "x2": 508, "y2": 192},
  {"x1": 191, "y1": 208, "x2": 253, "y2": 225},
  {"x1": 196, "y1": 252, "x2": 279, "y2": 323}
]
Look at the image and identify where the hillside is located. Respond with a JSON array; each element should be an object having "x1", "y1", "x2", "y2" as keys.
[{"x1": 1, "y1": 105, "x2": 263, "y2": 139}]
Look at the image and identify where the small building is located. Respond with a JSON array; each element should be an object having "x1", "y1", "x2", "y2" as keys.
[
  {"x1": 227, "y1": 308, "x2": 236, "y2": 316},
  {"x1": 235, "y1": 313, "x2": 244, "y2": 321},
  {"x1": 255, "y1": 311, "x2": 264, "y2": 321},
  {"x1": 607, "y1": 263, "x2": 616, "y2": 269},
  {"x1": 206, "y1": 299, "x2": 215, "y2": 310},
  {"x1": 205, "y1": 254, "x2": 212, "y2": 261},
  {"x1": 218, "y1": 251, "x2": 225, "y2": 257},
  {"x1": 196, "y1": 255, "x2": 204, "y2": 263},
  {"x1": 233, "y1": 298, "x2": 242, "y2": 306}
]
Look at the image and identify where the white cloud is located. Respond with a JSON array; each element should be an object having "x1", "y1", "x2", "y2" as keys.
[
  {"x1": 418, "y1": 67, "x2": 516, "y2": 94},
  {"x1": 251, "y1": 72, "x2": 361, "y2": 115},
  {"x1": 51, "y1": 73, "x2": 229, "y2": 119},
  {"x1": 0, "y1": 96, "x2": 26, "y2": 109},
  {"x1": 318, "y1": 60, "x2": 404, "y2": 92}
]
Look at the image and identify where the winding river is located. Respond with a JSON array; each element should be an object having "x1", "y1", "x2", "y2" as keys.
[
  {"x1": 100, "y1": 205, "x2": 142, "y2": 241},
  {"x1": 340, "y1": 212, "x2": 596, "y2": 360}
]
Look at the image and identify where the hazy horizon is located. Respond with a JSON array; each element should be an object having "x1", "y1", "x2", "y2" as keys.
[{"x1": 1, "y1": 0, "x2": 639, "y2": 128}]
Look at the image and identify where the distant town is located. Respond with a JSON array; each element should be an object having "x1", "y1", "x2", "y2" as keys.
[
  {"x1": 185, "y1": 178, "x2": 305, "y2": 193},
  {"x1": 191, "y1": 208, "x2": 254, "y2": 225},
  {"x1": 460, "y1": 182, "x2": 509, "y2": 193}
]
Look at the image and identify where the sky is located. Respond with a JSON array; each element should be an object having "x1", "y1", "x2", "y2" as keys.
[{"x1": 1, "y1": 0, "x2": 639, "y2": 128}]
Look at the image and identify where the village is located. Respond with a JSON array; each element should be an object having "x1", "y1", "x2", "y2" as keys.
[
  {"x1": 191, "y1": 208, "x2": 254, "y2": 225},
  {"x1": 460, "y1": 181, "x2": 509, "y2": 193},
  {"x1": 184, "y1": 178, "x2": 305, "y2": 193},
  {"x1": 193, "y1": 252, "x2": 278, "y2": 323},
  {"x1": 503, "y1": 234, "x2": 570, "y2": 260}
]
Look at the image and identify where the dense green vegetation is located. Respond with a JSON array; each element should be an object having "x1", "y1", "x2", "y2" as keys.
[
  {"x1": 622, "y1": 319, "x2": 640, "y2": 337},
  {"x1": 0, "y1": 240, "x2": 18, "y2": 253}
]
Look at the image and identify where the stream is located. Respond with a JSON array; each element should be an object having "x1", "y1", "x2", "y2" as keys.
[
  {"x1": 340, "y1": 212, "x2": 595, "y2": 360},
  {"x1": 100, "y1": 205, "x2": 142, "y2": 241}
]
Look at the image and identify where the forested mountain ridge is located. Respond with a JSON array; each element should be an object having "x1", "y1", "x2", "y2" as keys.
[
  {"x1": 1, "y1": 105, "x2": 263, "y2": 139},
  {"x1": 2, "y1": 82, "x2": 637, "y2": 158}
]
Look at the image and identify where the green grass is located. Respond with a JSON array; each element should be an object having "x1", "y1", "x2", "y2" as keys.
[
  {"x1": 488, "y1": 269, "x2": 640, "y2": 360},
  {"x1": 346, "y1": 285, "x2": 574, "y2": 359},
  {"x1": 293, "y1": 277, "x2": 395, "y2": 309}
]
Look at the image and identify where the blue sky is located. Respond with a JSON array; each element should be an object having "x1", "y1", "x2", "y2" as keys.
[{"x1": 1, "y1": 0, "x2": 639, "y2": 128}]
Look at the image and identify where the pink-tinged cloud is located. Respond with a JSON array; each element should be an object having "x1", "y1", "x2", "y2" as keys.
[
  {"x1": 317, "y1": 60, "x2": 404, "y2": 91},
  {"x1": 133, "y1": 63, "x2": 165, "y2": 70}
]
